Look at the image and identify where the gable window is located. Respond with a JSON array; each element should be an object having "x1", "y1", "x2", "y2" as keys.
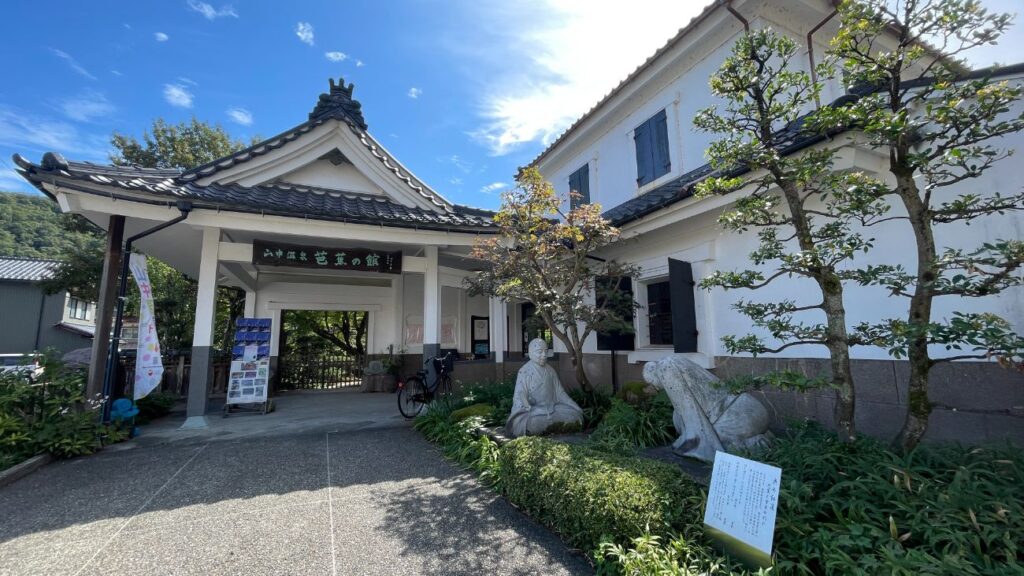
[
  {"x1": 568, "y1": 163, "x2": 590, "y2": 209},
  {"x1": 633, "y1": 109, "x2": 671, "y2": 187},
  {"x1": 68, "y1": 297, "x2": 90, "y2": 321}
]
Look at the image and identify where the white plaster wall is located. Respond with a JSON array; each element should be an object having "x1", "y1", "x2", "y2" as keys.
[
  {"x1": 541, "y1": 7, "x2": 843, "y2": 213},
  {"x1": 254, "y1": 279, "x2": 397, "y2": 355},
  {"x1": 278, "y1": 158, "x2": 386, "y2": 195}
]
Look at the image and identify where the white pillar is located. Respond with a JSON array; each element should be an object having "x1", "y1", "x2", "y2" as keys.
[
  {"x1": 489, "y1": 296, "x2": 506, "y2": 363},
  {"x1": 182, "y1": 226, "x2": 220, "y2": 428},
  {"x1": 422, "y1": 246, "x2": 441, "y2": 351},
  {"x1": 243, "y1": 290, "x2": 256, "y2": 318}
]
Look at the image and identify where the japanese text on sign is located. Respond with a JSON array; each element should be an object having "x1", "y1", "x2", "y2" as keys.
[{"x1": 252, "y1": 240, "x2": 402, "y2": 274}]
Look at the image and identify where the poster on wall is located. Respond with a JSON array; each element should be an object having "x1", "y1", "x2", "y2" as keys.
[{"x1": 225, "y1": 317, "x2": 272, "y2": 415}]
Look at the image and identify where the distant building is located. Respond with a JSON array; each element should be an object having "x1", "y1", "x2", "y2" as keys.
[{"x1": 0, "y1": 256, "x2": 96, "y2": 354}]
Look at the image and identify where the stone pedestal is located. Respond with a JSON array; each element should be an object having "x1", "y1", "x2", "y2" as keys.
[{"x1": 361, "y1": 373, "x2": 397, "y2": 393}]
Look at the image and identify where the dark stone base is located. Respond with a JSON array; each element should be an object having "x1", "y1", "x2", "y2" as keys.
[{"x1": 187, "y1": 345, "x2": 213, "y2": 418}]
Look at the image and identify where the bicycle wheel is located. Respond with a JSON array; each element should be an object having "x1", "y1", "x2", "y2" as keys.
[{"x1": 398, "y1": 376, "x2": 427, "y2": 419}]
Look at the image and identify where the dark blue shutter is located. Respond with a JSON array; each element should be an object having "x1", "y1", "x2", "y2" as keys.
[
  {"x1": 668, "y1": 259, "x2": 698, "y2": 353},
  {"x1": 568, "y1": 169, "x2": 581, "y2": 210},
  {"x1": 634, "y1": 119, "x2": 652, "y2": 186},
  {"x1": 578, "y1": 164, "x2": 590, "y2": 204},
  {"x1": 652, "y1": 110, "x2": 671, "y2": 178}
]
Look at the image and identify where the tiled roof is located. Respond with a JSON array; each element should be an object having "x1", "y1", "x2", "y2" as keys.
[
  {"x1": 177, "y1": 78, "x2": 450, "y2": 211},
  {"x1": 13, "y1": 154, "x2": 497, "y2": 233},
  {"x1": 0, "y1": 256, "x2": 60, "y2": 282}
]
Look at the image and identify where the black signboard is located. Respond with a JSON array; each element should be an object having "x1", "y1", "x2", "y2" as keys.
[{"x1": 253, "y1": 239, "x2": 402, "y2": 274}]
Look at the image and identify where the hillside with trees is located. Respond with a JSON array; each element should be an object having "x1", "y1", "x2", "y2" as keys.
[{"x1": 0, "y1": 192, "x2": 98, "y2": 259}]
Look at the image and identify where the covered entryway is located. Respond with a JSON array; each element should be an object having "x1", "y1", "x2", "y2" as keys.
[
  {"x1": 278, "y1": 309, "x2": 369, "y2": 390},
  {"x1": 14, "y1": 78, "x2": 523, "y2": 429}
]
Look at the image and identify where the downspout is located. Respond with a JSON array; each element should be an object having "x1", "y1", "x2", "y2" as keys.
[
  {"x1": 807, "y1": 9, "x2": 838, "y2": 108},
  {"x1": 726, "y1": 0, "x2": 750, "y2": 31},
  {"x1": 32, "y1": 289, "x2": 46, "y2": 351},
  {"x1": 100, "y1": 200, "x2": 193, "y2": 422}
]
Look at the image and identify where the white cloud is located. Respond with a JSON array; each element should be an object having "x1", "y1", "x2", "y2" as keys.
[
  {"x1": 355, "y1": 59, "x2": 364, "y2": 67},
  {"x1": 324, "y1": 51, "x2": 347, "y2": 62},
  {"x1": 58, "y1": 91, "x2": 115, "y2": 122},
  {"x1": 466, "y1": 1, "x2": 706, "y2": 155},
  {"x1": 295, "y1": 22, "x2": 314, "y2": 45},
  {"x1": 480, "y1": 182, "x2": 507, "y2": 194},
  {"x1": 0, "y1": 106, "x2": 111, "y2": 161},
  {"x1": 177, "y1": 77, "x2": 198, "y2": 86},
  {"x1": 226, "y1": 107, "x2": 253, "y2": 126},
  {"x1": 49, "y1": 48, "x2": 96, "y2": 81},
  {"x1": 188, "y1": 1, "x2": 238, "y2": 20},
  {"x1": 407, "y1": 87, "x2": 422, "y2": 99},
  {"x1": 443, "y1": 154, "x2": 473, "y2": 173},
  {"x1": 154, "y1": 32, "x2": 169, "y2": 42},
  {"x1": 163, "y1": 84, "x2": 194, "y2": 108},
  {"x1": 111, "y1": 70, "x2": 123, "y2": 76},
  {"x1": 448, "y1": 177, "x2": 463, "y2": 186}
]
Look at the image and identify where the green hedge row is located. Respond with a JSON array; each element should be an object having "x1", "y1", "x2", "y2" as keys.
[{"x1": 500, "y1": 436, "x2": 703, "y2": 553}]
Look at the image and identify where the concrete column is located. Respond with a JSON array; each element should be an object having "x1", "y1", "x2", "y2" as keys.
[
  {"x1": 243, "y1": 290, "x2": 256, "y2": 318},
  {"x1": 422, "y1": 246, "x2": 441, "y2": 356},
  {"x1": 182, "y1": 226, "x2": 220, "y2": 429},
  {"x1": 489, "y1": 296, "x2": 506, "y2": 364},
  {"x1": 86, "y1": 215, "x2": 125, "y2": 398}
]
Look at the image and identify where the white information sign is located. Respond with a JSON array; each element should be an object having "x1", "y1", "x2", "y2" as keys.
[
  {"x1": 226, "y1": 359, "x2": 270, "y2": 404},
  {"x1": 703, "y1": 451, "x2": 782, "y2": 567}
]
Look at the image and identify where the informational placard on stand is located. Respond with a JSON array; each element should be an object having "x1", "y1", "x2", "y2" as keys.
[
  {"x1": 225, "y1": 318, "x2": 273, "y2": 416},
  {"x1": 703, "y1": 451, "x2": 782, "y2": 568}
]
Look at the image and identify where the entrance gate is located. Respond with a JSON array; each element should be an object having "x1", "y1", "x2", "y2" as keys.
[{"x1": 278, "y1": 353, "x2": 365, "y2": 390}]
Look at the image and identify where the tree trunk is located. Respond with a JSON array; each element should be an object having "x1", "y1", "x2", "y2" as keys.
[
  {"x1": 893, "y1": 171, "x2": 936, "y2": 452},
  {"x1": 572, "y1": 350, "x2": 591, "y2": 393},
  {"x1": 776, "y1": 178, "x2": 858, "y2": 442}
]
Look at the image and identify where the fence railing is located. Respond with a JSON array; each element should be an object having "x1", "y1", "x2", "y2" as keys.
[
  {"x1": 115, "y1": 353, "x2": 232, "y2": 398},
  {"x1": 278, "y1": 354, "x2": 364, "y2": 390}
]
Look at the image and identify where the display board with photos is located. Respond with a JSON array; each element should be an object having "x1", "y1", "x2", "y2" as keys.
[{"x1": 225, "y1": 317, "x2": 272, "y2": 414}]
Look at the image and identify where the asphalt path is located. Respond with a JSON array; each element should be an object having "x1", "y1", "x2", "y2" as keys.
[{"x1": 0, "y1": 427, "x2": 590, "y2": 575}]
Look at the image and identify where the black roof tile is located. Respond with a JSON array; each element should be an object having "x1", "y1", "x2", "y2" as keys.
[{"x1": 13, "y1": 153, "x2": 497, "y2": 233}]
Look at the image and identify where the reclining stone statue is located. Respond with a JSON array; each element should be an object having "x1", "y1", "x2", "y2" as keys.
[
  {"x1": 506, "y1": 339, "x2": 584, "y2": 436},
  {"x1": 643, "y1": 355, "x2": 772, "y2": 462}
]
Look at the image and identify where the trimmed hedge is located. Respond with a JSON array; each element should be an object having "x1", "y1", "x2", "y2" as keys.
[{"x1": 499, "y1": 436, "x2": 703, "y2": 552}]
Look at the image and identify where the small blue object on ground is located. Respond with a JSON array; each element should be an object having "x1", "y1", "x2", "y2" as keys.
[{"x1": 109, "y1": 398, "x2": 139, "y2": 421}]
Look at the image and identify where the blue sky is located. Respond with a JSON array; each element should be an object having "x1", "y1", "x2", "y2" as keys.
[{"x1": 1, "y1": 1, "x2": 1021, "y2": 209}]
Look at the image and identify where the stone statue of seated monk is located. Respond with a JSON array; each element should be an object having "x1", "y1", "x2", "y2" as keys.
[
  {"x1": 643, "y1": 355, "x2": 772, "y2": 462},
  {"x1": 506, "y1": 339, "x2": 584, "y2": 437}
]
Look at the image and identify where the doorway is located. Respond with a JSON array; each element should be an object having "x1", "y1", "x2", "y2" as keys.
[{"x1": 278, "y1": 310, "x2": 369, "y2": 390}]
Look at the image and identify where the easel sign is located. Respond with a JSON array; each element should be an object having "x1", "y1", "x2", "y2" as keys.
[
  {"x1": 225, "y1": 317, "x2": 273, "y2": 417},
  {"x1": 703, "y1": 451, "x2": 782, "y2": 569}
]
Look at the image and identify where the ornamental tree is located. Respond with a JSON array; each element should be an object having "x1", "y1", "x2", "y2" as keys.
[
  {"x1": 466, "y1": 167, "x2": 637, "y2": 393},
  {"x1": 694, "y1": 29, "x2": 890, "y2": 442},
  {"x1": 822, "y1": 0, "x2": 1024, "y2": 450}
]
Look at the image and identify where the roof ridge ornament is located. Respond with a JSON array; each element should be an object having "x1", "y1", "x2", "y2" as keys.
[{"x1": 309, "y1": 77, "x2": 368, "y2": 130}]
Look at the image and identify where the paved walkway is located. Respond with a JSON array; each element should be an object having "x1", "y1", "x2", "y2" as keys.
[{"x1": 0, "y1": 424, "x2": 590, "y2": 574}]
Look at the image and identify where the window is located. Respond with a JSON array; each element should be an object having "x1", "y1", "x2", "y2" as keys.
[
  {"x1": 596, "y1": 276, "x2": 635, "y2": 351},
  {"x1": 634, "y1": 109, "x2": 671, "y2": 187},
  {"x1": 646, "y1": 281, "x2": 673, "y2": 346},
  {"x1": 68, "y1": 297, "x2": 90, "y2": 321},
  {"x1": 568, "y1": 163, "x2": 590, "y2": 209}
]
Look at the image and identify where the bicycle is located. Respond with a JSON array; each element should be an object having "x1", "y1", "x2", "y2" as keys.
[{"x1": 397, "y1": 351, "x2": 454, "y2": 418}]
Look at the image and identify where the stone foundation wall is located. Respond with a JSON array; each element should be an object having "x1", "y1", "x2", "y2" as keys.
[{"x1": 551, "y1": 353, "x2": 1023, "y2": 445}]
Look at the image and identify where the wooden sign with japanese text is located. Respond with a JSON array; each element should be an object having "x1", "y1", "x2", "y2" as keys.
[
  {"x1": 253, "y1": 240, "x2": 402, "y2": 274},
  {"x1": 703, "y1": 451, "x2": 782, "y2": 569}
]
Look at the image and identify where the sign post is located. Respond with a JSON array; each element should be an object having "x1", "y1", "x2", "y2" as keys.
[{"x1": 703, "y1": 451, "x2": 782, "y2": 569}]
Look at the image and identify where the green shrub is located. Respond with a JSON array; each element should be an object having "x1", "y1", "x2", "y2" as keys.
[
  {"x1": 615, "y1": 381, "x2": 657, "y2": 405},
  {"x1": 569, "y1": 388, "x2": 612, "y2": 430},
  {"x1": 450, "y1": 403, "x2": 494, "y2": 423},
  {"x1": 135, "y1": 391, "x2": 178, "y2": 423},
  {"x1": 499, "y1": 436, "x2": 703, "y2": 552},
  {"x1": 455, "y1": 379, "x2": 515, "y2": 426},
  {"x1": 0, "y1": 353, "x2": 125, "y2": 467},
  {"x1": 597, "y1": 532, "x2": 748, "y2": 576},
  {"x1": 590, "y1": 396, "x2": 675, "y2": 449}
]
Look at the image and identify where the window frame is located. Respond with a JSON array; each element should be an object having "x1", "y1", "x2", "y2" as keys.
[
  {"x1": 633, "y1": 108, "x2": 671, "y2": 188},
  {"x1": 568, "y1": 162, "x2": 591, "y2": 210}
]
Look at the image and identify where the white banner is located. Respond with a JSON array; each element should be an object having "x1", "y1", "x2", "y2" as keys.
[{"x1": 129, "y1": 254, "x2": 164, "y2": 400}]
